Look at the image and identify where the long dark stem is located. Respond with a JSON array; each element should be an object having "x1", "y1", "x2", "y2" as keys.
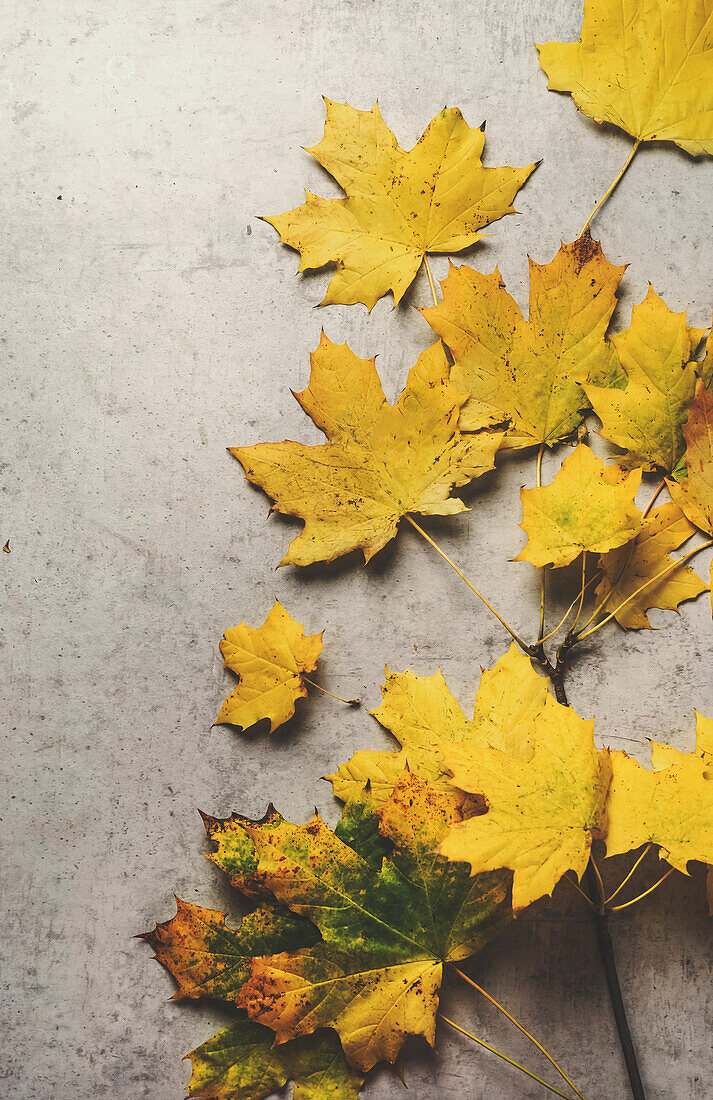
[{"x1": 553, "y1": 672, "x2": 647, "y2": 1100}]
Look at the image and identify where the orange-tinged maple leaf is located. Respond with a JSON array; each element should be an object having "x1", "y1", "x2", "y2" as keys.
[
  {"x1": 667, "y1": 380, "x2": 713, "y2": 610},
  {"x1": 516, "y1": 443, "x2": 642, "y2": 568},
  {"x1": 263, "y1": 100, "x2": 537, "y2": 310},
  {"x1": 421, "y1": 232, "x2": 625, "y2": 445},
  {"x1": 232, "y1": 334, "x2": 502, "y2": 567},
  {"x1": 216, "y1": 601, "x2": 323, "y2": 734}
]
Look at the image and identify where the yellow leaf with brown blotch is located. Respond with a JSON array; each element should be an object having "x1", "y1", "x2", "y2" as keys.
[
  {"x1": 264, "y1": 100, "x2": 537, "y2": 310},
  {"x1": 668, "y1": 381, "x2": 713, "y2": 536},
  {"x1": 516, "y1": 443, "x2": 642, "y2": 567},
  {"x1": 216, "y1": 601, "x2": 323, "y2": 734},
  {"x1": 594, "y1": 501, "x2": 708, "y2": 629},
  {"x1": 606, "y1": 713, "x2": 713, "y2": 875},
  {"x1": 326, "y1": 643, "x2": 549, "y2": 807},
  {"x1": 421, "y1": 232, "x2": 625, "y2": 445},
  {"x1": 585, "y1": 286, "x2": 706, "y2": 475},
  {"x1": 232, "y1": 334, "x2": 502, "y2": 567},
  {"x1": 538, "y1": 0, "x2": 713, "y2": 156},
  {"x1": 440, "y1": 695, "x2": 611, "y2": 910}
]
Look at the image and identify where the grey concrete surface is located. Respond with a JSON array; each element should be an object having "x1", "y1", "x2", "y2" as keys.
[{"x1": 2, "y1": 1, "x2": 713, "y2": 1097}]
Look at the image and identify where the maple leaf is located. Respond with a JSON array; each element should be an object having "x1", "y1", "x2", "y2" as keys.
[
  {"x1": 584, "y1": 286, "x2": 706, "y2": 475},
  {"x1": 421, "y1": 232, "x2": 625, "y2": 445},
  {"x1": 232, "y1": 334, "x2": 502, "y2": 567},
  {"x1": 216, "y1": 601, "x2": 323, "y2": 734},
  {"x1": 516, "y1": 443, "x2": 642, "y2": 568},
  {"x1": 186, "y1": 1022, "x2": 363, "y2": 1100},
  {"x1": 205, "y1": 772, "x2": 511, "y2": 1071},
  {"x1": 327, "y1": 643, "x2": 549, "y2": 807},
  {"x1": 594, "y1": 501, "x2": 708, "y2": 629},
  {"x1": 668, "y1": 380, "x2": 713, "y2": 537},
  {"x1": 440, "y1": 695, "x2": 611, "y2": 910},
  {"x1": 699, "y1": 320, "x2": 713, "y2": 388},
  {"x1": 606, "y1": 713, "x2": 713, "y2": 876},
  {"x1": 537, "y1": 0, "x2": 713, "y2": 156},
  {"x1": 263, "y1": 99, "x2": 537, "y2": 310}
]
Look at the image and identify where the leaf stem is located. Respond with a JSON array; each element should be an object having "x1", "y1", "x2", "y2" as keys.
[
  {"x1": 609, "y1": 868, "x2": 676, "y2": 913},
  {"x1": 574, "y1": 538, "x2": 713, "y2": 643},
  {"x1": 570, "y1": 552, "x2": 588, "y2": 634},
  {"x1": 302, "y1": 677, "x2": 360, "y2": 706},
  {"x1": 580, "y1": 139, "x2": 641, "y2": 237},
  {"x1": 423, "y1": 254, "x2": 439, "y2": 308},
  {"x1": 405, "y1": 515, "x2": 532, "y2": 655},
  {"x1": 605, "y1": 846, "x2": 652, "y2": 906},
  {"x1": 537, "y1": 445, "x2": 547, "y2": 642},
  {"x1": 561, "y1": 871, "x2": 596, "y2": 911},
  {"x1": 538, "y1": 571, "x2": 602, "y2": 644},
  {"x1": 438, "y1": 1014, "x2": 579, "y2": 1099},
  {"x1": 453, "y1": 966, "x2": 590, "y2": 1100}
]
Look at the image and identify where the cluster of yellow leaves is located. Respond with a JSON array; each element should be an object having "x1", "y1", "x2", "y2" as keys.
[{"x1": 264, "y1": 100, "x2": 537, "y2": 310}]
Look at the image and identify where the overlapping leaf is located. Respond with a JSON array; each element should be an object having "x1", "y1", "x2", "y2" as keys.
[
  {"x1": 668, "y1": 381, "x2": 713, "y2": 536},
  {"x1": 422, "y1": 232, "x2": 625, "y2": 445},
  {"x1": 538, "y1": 0, "x2": 713, "y2": 156},
  {"x1": 594, "y1": 501, "x2": 708, "y2": 629},
  {"x1": 186, "y1": 1022, "x2": 363, "y2": 1100},
  {"x1": 440, "y1": 695, "x2": 611, "y2": 910},
  {"x1": 216, "y1": 601, "x2": 323, "y2": 733},
  {"x1": 204, "y1": 772, "x2": 510, "y2": 1071},
  {"x1": 232, "y1": 334, "x2": 501, "y2": 566},
  {"x1": 516, "y1": 443, "x2": 642, "y2": 567},
  {"x1": 585, "y1": 287, "x2": 706, "y2": 475},
  {"x1": 264, "y1": 100, "x2": 537, "y2": 310},
  {"x1": 607, "y1": 713, "x2": 713, "y2": 874},
  {"x1": 327, "y1": 643, "x2": 549, "y2": 807}
]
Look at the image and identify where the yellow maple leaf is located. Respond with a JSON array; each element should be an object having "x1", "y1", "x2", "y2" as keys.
[
  {"x1": 594, "y1": 501, "x2": 708, "y2": 629},
  {"x1": 232, "y1": 334, "x2": 502, "y2": 567},
  {"x1": 263, "y1": 99, "x2": 537, "y2": 310},
  {"x1": 538, "y1": 0, "x2": 713, "y2": 156},
  {"x1": 585, "y1": 286, "x2": 706, "y2": 474},
  {"x1": 326, "y1": 643, "x2": 549, "y2": 806},
  {"x1": 606, "y1": 713, "x2": 713, "y2": 875},
  {"x1": 667, "y1": 380, "x2": 713, "y2": 608},
  {"x1": 216, "y1": 601, "x2": 322, "y2": 733},
  {"x1": 440, "y1": 695, "x2": 611, "y2": 910},
  {"x1": 421, "y1": 232, "x2": 625, "y2": 445},
  {"x1": 516, "y1": 443, "x2": 642, "y2": 568}
]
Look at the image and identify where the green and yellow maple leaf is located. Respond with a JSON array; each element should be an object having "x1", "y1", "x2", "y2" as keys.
[
  {"x1": 421, "y1": 232, "x2": 625, "y2": 445},
  {"x1": 585, "y1": 286, "x2": 706, "y2": 475},
  {"x1": 594, "y1": 501, "x2": 708, "y2": 629},
  {"x1": 186, "y1": 1022, "x2": 363, "y2": 1100},
  {"x1": 205, "y1": 772, "x2": 510, "y2": 1072},
  {"x1": 440, "y1": 695, "x2": 611, "y2": 910},
  {"x1": 516, "y1": 443, "x2": 642, "y2": 568},
  {"x1": 327, "y1": 643, "x2": 549, "y2": 807},
  {"x1": 263, "y1": 99, "x2": 537, "y2": 310},
  {"x1": 216, "y1": 601, "x2": 323, "y2": 734},
  {"x1": 538, "y1": 0, "x2": 713, "y2": 156},
  {"x1": 606, "y1": 713, "x2": 713, "y2": 875},
  {"x1": 232, "y1": 334, "x2": 502, "y2": 567}
]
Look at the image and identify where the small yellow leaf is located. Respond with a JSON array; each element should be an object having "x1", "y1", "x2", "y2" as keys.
[
  {"x1": 516, "y1": 443, "x2": 642, "y2": 567},
  {"x1": 326, "y1": 643, "x2": 549, "y2": 806},
  {"x1": 422, "y1": 232, "x2": 625, "y2": 445},
  {"x1": 668, "y1": 380, "x2": 713, "y2": 536},
  {"x1": 440, "y1": 696, "x2": 611, "y2": 910},
  {"x1": 216, "y1": 601, "x2": 323, "y2": 734},
  {"x1": 595, "y1": 501, "x2": 708, "y2": 629},
  {"x1": 606, "y1": 713, "x2": 713, "y2": 875},
  {"x1": 264, "y1": 100, "x2": 537, "y2": 310},
  {"x1": 232, "y1": 334, "x2": 502, "y2": 567},
  {"x1": 585, "y1": 286, "x2": 705, "y2": 474},
  {"x1": 538, "y1": 0, "x2": 713, "y2": 156}
]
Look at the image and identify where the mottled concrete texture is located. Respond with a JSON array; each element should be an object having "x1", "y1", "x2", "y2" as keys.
[{"x1": 2, "y1": 1, "x2": 713, "y2": 1097}]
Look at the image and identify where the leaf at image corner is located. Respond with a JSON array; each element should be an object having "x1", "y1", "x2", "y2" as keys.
[
  {"x1": 538, "y1": 0, "x2": 713, "y2": 156},
  {"x1": 232, "y1": 334, "x2": 502, "y2": 567},
  {"x1": 216, "y1": 600, "x2": 323, "y2": 734},
  {"x1": 264, "y1": 99, "x2": 537, "y2": 310}
]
